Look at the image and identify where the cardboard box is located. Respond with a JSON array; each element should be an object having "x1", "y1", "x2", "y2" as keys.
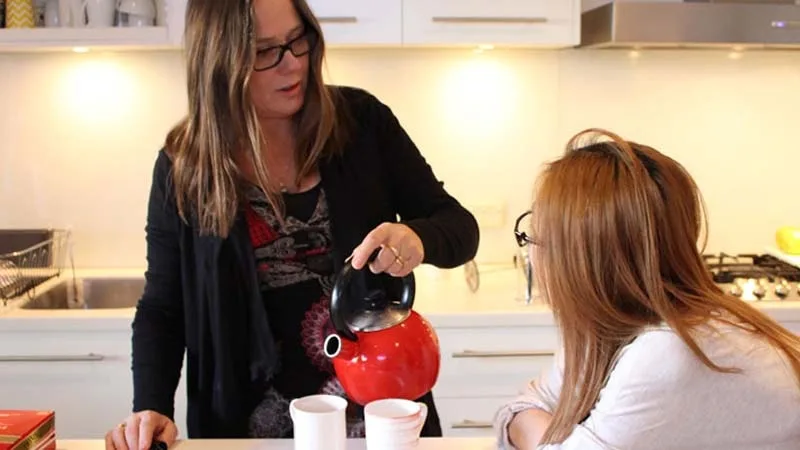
[{"x1": 0, "y1": 411, "x2": 55, "y2": 450}]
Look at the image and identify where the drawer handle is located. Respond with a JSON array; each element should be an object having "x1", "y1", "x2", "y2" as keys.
[
  {"x1": 318, "y1": 16, "x2": 358, "y2": 24},
  {"x1": 432, "y1": 16, "x2": 548, "y2": 25},
  {"x1": 772, "y1": 20, "x2": 800, "y2": 29},
  {"x1": 452, "y1": 350, "x2": 555, "y2": 358},
  {"x1": 0, "y1": 353, "x2": 105, "y2": 362},
  {"x1": 452, "y1": 419, "x2": 493, "y2": 429}
]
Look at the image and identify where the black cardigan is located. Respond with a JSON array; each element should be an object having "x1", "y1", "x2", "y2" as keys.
[{"x1": 131, "y1": 86, "x2": 480, "y2": 438}]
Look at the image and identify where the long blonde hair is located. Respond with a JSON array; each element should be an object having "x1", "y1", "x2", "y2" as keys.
[
  {"x1": 165, "y1": 0, "x2": 346, "y2": 237},
  {"x1": 533, "y1": 128, "x2": 800, "y2": 444}
]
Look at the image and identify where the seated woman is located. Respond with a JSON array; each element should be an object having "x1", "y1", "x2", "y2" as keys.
[{"x1": 495, "y1": 128, "x2": 800, "y2": 450}]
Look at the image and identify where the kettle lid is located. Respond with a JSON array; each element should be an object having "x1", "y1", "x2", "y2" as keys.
[{"x1": 344, "y1": 288, "x2": 411, "y2": 332}]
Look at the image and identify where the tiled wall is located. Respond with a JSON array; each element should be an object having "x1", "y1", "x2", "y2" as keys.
[{"x1": 1, "y1": 47, "x2": 799, "y2": 268}]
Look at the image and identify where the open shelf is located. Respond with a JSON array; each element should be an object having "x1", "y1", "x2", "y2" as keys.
[{"x1": 0, "y1": 26, "x2": 177, "y2": 52}]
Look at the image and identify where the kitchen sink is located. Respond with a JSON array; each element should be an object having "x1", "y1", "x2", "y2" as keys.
[{"x1": 20, "y1": 277, "x2": 145, "y2": 310}]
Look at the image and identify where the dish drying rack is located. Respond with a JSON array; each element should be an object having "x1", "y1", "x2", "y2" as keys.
[{"x1": 0, "y1": 229, "x2": 73, "y2": 305}]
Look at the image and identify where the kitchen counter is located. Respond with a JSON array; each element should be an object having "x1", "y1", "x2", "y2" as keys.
[
  {"x1": 2, "y1": 264, "x2": 800, "y2": 331},
  {"x1": 0, "y1": 265, "x2": 558, "y2": 329},
  {"x1": 56, "y1": 438, "x2": 496, "y2": 450}
]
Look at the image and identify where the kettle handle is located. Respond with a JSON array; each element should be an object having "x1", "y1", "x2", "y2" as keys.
[{"x1": 330, "y1": 247, "x2": 416, "y2": 342}]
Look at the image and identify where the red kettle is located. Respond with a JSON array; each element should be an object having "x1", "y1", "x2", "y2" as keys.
[{"x1": 323, "y1": 252, "x2": 441, "y2": 406}]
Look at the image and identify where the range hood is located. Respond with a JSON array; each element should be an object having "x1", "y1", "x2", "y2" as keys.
[{"x1": 580, "y1": 1, "x2": 800, "y2": 49}]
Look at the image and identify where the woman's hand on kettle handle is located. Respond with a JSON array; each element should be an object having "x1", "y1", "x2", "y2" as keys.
[{"x1": 351, "y1": 222, "x2": 424, "y2": 277}]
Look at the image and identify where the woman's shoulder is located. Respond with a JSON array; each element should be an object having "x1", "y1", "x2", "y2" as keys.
[
  {"x1": 614, "y1": 319, "x2": 788, "y2": 382},
  {"x1": 328, "y1": 84, "x2": 380, "y2": 105},
  {"x1": 615, "y1": 325, "x2": 703, "y2": 377},
  {"x1": 149, "y1": 147, "x2": 177, "y2": 193},
  {"x1": 328, "y1": 85, "x2": 394, "y2": 120},
  {"x1": 154, "y1": 147, "x2": 173, "y2": 170}
]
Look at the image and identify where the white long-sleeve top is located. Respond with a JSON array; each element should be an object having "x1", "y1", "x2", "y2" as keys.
[{"x1": 494, "y1": 321, "x2": 800, "y2": 450}]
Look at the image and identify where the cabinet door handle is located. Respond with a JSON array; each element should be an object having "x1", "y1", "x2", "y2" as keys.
[
  {"x1": 0, "y1": 353, "x2": 105, "y2": 362},
  {"x1": 318, "y1": 16, "x2": 358, "y2": 23},
  {"x1": 772, "y1": 20, "x2": 800, "y2": 29},
  {"x1": 452, "y1": 419, "x2": 493, "y2": 429},
  {"x1": 452, "y1": 349, "x2": 555, "y2": 358},
  {"x1": 432, "y1": 16, "x2": 548, "y2": 25}
]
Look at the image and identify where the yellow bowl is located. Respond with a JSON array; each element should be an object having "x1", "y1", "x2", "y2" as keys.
[{"x1": 776, "y1": 226, "x2": 800, "y2": 255}]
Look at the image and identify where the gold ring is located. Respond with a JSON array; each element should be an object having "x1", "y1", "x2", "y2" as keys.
[
  {"x1": 393, "y1": 256, "x2": 405, "y2": 267},
  {"x1": 386, "y1": 245, "x2": 402, "y2": 259},
  {"x1": 118, "y1": 422, "x2": 126, "y2": 429}
]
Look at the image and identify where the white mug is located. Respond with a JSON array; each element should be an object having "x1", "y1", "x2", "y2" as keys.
[
  {"x1": 364, "y1": 398, "x2": 428, "y2": 449},
  {"x1": 117, "y1": 0, "x2": 154, "y2": 17},
  {"x1": 57, "y1": 0, "x2": 86, "y2": 27},
  {"x1": 44, "y1": 0, "x2": 62, "y2": 27},
  {"x1": 85, "y1": 0, "x2": 115, "y2": 27},
  {"x1": 289, "y1": 394, "x2": 347, "y2": 450}
]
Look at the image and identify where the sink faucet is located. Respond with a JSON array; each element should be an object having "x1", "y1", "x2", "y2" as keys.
[
  {"x1": 513, "y1": 209, "x2": 535, "y2": 304},
  {"x1": 514, "y1": 247, "x2": 534, "y2": 304}
]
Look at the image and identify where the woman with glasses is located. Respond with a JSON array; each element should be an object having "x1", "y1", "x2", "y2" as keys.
[
  {"x1": 104, "y1": 0, "x2": 479, "y2": 448},
  {"x1": 496, "y1": 129, "x2": 800, "y2": 449}
]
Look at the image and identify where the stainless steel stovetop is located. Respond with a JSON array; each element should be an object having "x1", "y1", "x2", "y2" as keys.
[{"x1": 705, "y1": 253, "x2": 800, "y2": 302}]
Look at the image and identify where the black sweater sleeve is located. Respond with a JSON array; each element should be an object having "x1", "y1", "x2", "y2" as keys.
[
  {"x1": 365, "y1": 92, "x2": 480, "y2": 268},
  {"x1": 131, "y1": 150, "x2": 186, "y2": 420}
]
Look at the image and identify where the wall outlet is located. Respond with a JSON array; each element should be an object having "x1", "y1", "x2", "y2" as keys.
[{"x1": 468, "y1": 203, "x2": 507, "y2": 229}]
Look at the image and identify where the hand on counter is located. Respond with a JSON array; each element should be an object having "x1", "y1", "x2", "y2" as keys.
[{"x1": 105, "y1": 410, "x2": 177, "y2": 450}]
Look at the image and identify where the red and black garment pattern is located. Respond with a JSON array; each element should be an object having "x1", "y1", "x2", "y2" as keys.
[{"x1": 244, "y1": 185, "x2": 366, "y2": 438}]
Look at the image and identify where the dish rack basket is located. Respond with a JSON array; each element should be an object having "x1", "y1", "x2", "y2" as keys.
[{"x1": 0, "y1": 229, "x2": 72, "y2": 302}]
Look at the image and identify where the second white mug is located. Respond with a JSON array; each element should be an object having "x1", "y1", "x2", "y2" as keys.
[{"x1": 364, "y1": 398, "x2": 428, "y2": 449}]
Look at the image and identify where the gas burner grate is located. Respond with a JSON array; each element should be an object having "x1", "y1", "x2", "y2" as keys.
[{"x1": 703, "y1": 253, "x2": 800, "y2": 283}]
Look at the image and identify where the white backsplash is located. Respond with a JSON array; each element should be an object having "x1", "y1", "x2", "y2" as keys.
[{"x1": 1, "y1": 48, "x2": 798, "y2": 269}]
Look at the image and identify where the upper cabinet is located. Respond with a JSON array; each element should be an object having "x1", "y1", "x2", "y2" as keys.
[
  {"x1": 306, "y1": 0, "x2": 402, "y2": 46},
  {"x1": 0, "y1": 0, "x2": 578, "y2": 53},
  {"x1": 402, "y1": 0, "x2": 580, "y2": 48}
]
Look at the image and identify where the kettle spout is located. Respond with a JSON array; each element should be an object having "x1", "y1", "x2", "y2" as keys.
[{"x1": 324, "y1": 333, "x2": 358, "y2": 361}]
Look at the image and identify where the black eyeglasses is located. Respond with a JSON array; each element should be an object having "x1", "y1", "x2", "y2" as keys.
[
  {"x1": 254, "y1": 30, "x2": 316, "y2": 71},
  {"x1": 514, "y1": 210, "x2": 535, "y2": 247}
]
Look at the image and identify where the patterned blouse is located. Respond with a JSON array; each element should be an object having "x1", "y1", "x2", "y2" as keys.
[{"x1": 244, "y1": 183, "x2": 365, "y2": 438}]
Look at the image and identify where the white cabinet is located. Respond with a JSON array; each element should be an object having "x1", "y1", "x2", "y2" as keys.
[
  {"x1": 306, "y1": 0, "x2": 402, "y2": 46},
  {"x1": 431, "y1": 324, "x2": 558, "y2": 437},
  {"x1": 0, "y1": 0, "x2": 580, "y2": 52},
  {"x1": 402, "y1": 0, "x2": 580, "y2": 47},
  {"x1": 0, "y1": 325, "x2": 188, "y2": 440}
]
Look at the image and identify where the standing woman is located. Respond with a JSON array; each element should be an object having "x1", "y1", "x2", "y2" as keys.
[
  {"x1": 104, "y1": 0, "x2": 479, "y2": 448},
  {"x1": 495, "y1": 128, "x2": 800, "y2": 449}
]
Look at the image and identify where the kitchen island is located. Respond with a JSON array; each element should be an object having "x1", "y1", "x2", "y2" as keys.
[{"x1": 56, "y1": 438, "x2": 497, "y2": 449}]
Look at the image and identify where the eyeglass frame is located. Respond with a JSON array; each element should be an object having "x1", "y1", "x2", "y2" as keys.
[
  {"x1": 514, "y1": 210, "x2": 535, "y2": 247},
  {"x1": 253, "y1": 27, "x2": 317, "y2": 72}
]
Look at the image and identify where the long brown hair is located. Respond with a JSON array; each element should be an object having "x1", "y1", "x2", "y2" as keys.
[
  {"x1": 164, "y1": 0, "x2": 346, "y2": 237},
  {"x1": 532, "y1": 128, "x2": 800, "y2": 444}
]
